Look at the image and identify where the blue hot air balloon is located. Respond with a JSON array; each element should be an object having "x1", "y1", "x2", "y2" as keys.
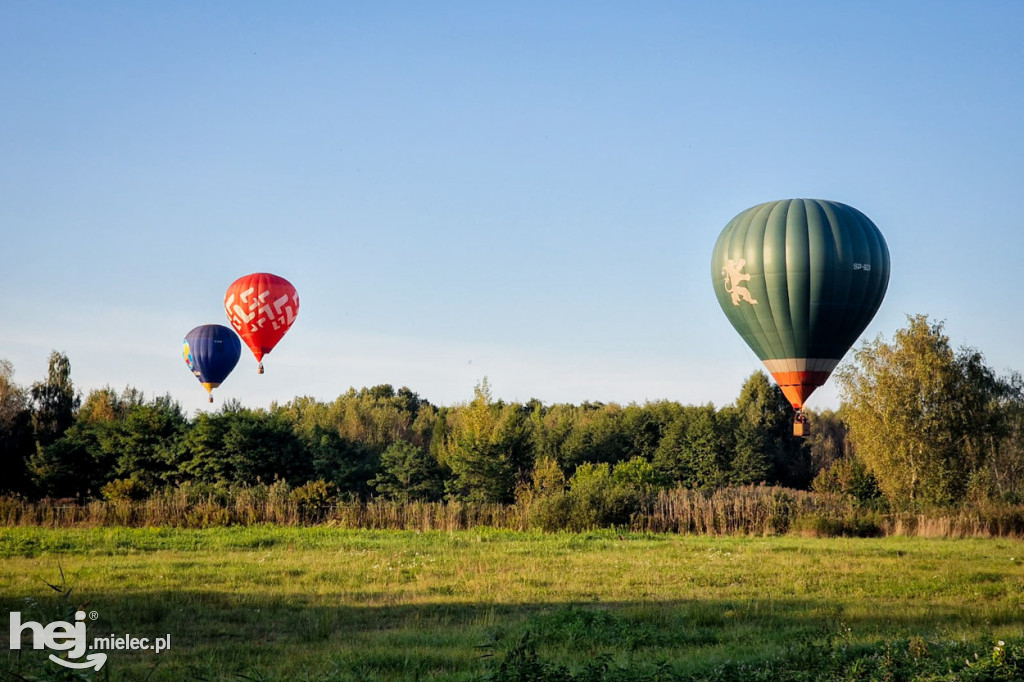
[{"x1": 183, "y1": 324, "x2": 242, "y2": 403}]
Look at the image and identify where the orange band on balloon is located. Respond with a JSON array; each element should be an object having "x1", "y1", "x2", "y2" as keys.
[{"x1": 768, "y1": 371, "x2": 833, "y2": 410}]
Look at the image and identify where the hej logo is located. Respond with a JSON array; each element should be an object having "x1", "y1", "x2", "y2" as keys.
[{"x1": 9, "y1": 610, "x2": 107, "y2": 671}]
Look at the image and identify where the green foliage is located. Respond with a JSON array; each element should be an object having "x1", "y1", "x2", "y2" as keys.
[
  {"x1": 805, "y1": 409, "x2": 850, "y2": 481},
  {"x1": 0, "y1": 359, "x2": 35, "y2": 495},
  {"x1": 791, "y1": 512, "x2": 884, "y2": 538},
  {"x1": 290, "y1": 479, "x2": 336, "y2": 522},
  {"x1": 729, "y1": 418, "x2": 772, "y2": 486},
  {"x1": 558, "y1": 403, "x2": 630, "y2": 470},
  {"x1": 100, "y1": 476, "x2": 151, "y2": 501},
  {"x1": 493, "y1": 401, "x2": 536, "y2": 484},
  {"x1": 654, "y1": 404, "x2": 730, "y2": 488},
  {"x1": 837, "y1": 315, "x2": 1017, "y2": 507},
  {"x1": 179, "y1": 408, "x2": 310, "y2": 486},
  {"x1": 561, "y1": 458, "x2": 657, "y2": 530},
  {"x1": 565, "y1": 462, "x2": 615, "y2": 529},
  {"x1": 812, "y1": 455, "x2": 882, "y2": 502},
  {"x1": 484, "y1": 628, "x2": 1024, "y2": 681},
  {"x1": 733, "y1": 371, "x2": 810, "y2": 488},
  {"x1": 13, "y1": 334, "x2": 1023, "y2": 523},
  {"x1": 29, "y1": 351, "x2": 79, "y2": 448},
  {"x1": 611, "y1": 455, "x2": 663, "y2": 490},
  {"x1": 108, "y1": 395, "x2": 187, "y2": 489},
  {"x1": 649, "y1": 374, "x2": 808, "y2": 492},
  {"x1": 25, "y1": 352, "x2": 84, "y2": 496},
  {"x1": 443, "y1": 379, "x2": 525, "y2": 503},
  {"x1": 370, "y1": 440, "x2": 445, "y2": 502},
  {"x1": 622, "y1": 401, "x2": 684, "y2": 461},
  {"x1": 302, "y1": 426, "x2": 378, "y2": 495},
  {"x1": 0, "y1": 354, "x2": 852, "y2": 508},
  {"x1": 982, "y1": 372, "x2": 1024, "y2": 503},
  {"x1": 27, "y1": 432, "x2": 96, "y2": 498},
  {"x1": 519, "y1": 456, "x2": 571, "y2": 531}
]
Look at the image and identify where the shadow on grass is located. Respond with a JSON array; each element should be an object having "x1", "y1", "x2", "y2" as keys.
[{"x1": 3, "y1": 587, "x2": 1011, "y2": 682}]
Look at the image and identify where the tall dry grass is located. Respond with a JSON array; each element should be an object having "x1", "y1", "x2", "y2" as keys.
[
  {"x1": 3, "y1": 484, "x2": 1024, "y2": 537},
  {"x1": 883, "y1": 506, "x2": 1024, "y2": 538},
  {"x1": 640, "y1": 485, "x2": 855, "y2": 535},
  {"x1": 0, "y1": 484, "x2": 528, "y2": 532}
]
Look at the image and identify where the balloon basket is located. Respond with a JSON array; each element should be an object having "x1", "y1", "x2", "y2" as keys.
[
  {"x1": 793, "y1": 411, "x2": 809, "y2": 438},
  {"x1": 258, "y1": 362, "x2": 264, "y2": 375},
  {"x1": 208, "y1": 396, "x2": 214, "y2": 404}
]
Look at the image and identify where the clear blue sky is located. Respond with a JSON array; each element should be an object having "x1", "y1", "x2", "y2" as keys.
[{"x1": 2, "y1": 1, "x2": 1022, "y2": 414}]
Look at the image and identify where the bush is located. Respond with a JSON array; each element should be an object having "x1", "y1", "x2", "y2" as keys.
[
  {"x1": 528, "y1": 491, "x2": 571, "y2": 532},
  {"x1": 290, "y1": 479, "x2": 336, "y2": 523},
  {"x1": 563, "y1": 460, "x2": 654, "y2": 531},
  {"x1": 792, "y1": 513, "x2": 884, "y2": 538},
  {"x1": 183, "y1": 501, "x2": 233, "y2": 528},
  {"x1": 100, "y1": 476, "x2": 151, "y2": 501},
  {"x1": 812, "y1": 456, "x2": 882, "y2": 502}
]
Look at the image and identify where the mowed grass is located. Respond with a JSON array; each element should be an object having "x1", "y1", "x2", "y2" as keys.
[{"x1": 2, "y1": 527, "x2": 1024, "y2": 680}]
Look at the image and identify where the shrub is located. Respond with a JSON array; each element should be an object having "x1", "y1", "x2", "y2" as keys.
[
  {"x1": 793, "y1": 513, "x2": 884, "y2": 538},
  {"x1": 183, "y1": 501, "x2": 233, "y2": 528},
  {"x1": 100, "y1": 477, "x2": 151, "y2": 501},
  {"x1": 812, "y1": 456, "x2": 882, "y2": 502},
  {"x1": 290, "y1": 479, "x2": 336, "y2": 523},
  {"x1": 563, "y1": 460, "x2": 653, "y2": 531}
]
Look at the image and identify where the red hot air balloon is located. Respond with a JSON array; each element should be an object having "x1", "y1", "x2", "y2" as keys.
[{"x1": 224, "y1": 273, "x2": 300, "y2": 373}]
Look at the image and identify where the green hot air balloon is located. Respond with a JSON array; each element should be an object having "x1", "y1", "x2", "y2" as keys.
[{"x1": 711, "y1": 199, "x2": 890, "y2": 435}]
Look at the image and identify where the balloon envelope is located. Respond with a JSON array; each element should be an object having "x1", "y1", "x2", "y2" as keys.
[
  {"x1": 183, "y1": 324, "x2": 242, "y2": 400},
  {"x1": 710, "y1": 199, "x2": 890, "y2": 409},
  {"x1": 224, "y1": 272, "x2": 300, "y2": 371}
]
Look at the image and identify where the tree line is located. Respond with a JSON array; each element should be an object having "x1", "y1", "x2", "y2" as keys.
[
  {"x1": 1, "y1": 356, "x2": 810, "y2": 503},
  {"x1": 3, "y1": 314, "x2": 1023, "y2": 514}
]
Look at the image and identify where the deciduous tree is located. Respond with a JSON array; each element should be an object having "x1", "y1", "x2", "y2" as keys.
[
  {"x1": 30, "y1": 351, "x2": 79, "y2": 448},
  {"x1": 836, "y1": 315, "x2": 1003, "y2": 506},
  {"x1": 0, "y1": 360, "x2": 34, "y2": 494}
]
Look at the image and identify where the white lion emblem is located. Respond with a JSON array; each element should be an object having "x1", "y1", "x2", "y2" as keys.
[{"x1": 722, "y1": 258, "x2": 758, "y2": 306}]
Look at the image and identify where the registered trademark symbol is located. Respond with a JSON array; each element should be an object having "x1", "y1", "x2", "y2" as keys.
[{"x1": 89, "y1": 611, "x2": 99, "y2": 621}]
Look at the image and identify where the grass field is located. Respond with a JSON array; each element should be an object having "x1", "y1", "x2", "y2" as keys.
[{"x1": 2, "y1": 527, "x2": 1024, "y2": 681}]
